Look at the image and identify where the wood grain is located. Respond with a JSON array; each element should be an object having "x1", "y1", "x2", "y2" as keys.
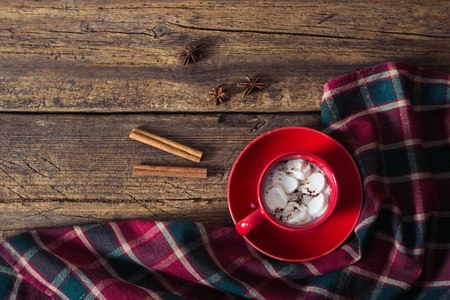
[
  {"x1": 0, "y1": 200, "x2": 234, "y2": 239},
  {"x1": 0, "y1": 113, "x2": 320, "y2": 237},
  {"x1": 0, "y1": 1, "x2": 448, "y2": 112},
  {"x1": 0, "y1": 1, "x2": 448, "y2": 238}
]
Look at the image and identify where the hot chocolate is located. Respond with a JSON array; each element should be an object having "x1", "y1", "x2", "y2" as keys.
[{"x1": 262, "y1": 158, "x2": 330, "y2": 225}]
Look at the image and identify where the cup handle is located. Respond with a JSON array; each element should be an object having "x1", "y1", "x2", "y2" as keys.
[{"x1": 235, "y1": 209, "x2": 266, "y2": 235}]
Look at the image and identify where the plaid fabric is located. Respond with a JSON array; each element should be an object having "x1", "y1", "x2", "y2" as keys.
[{"x1": 0, "y1": 62, "x2": 449, "y2": 299}]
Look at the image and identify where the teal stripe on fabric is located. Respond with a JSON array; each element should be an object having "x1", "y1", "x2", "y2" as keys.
[
  {"x1": 324, "y1": 98, "x2": 342, "y2": 124},
  {"x1": 422, "y1": 83, "x2": 447, "y2": 104},
  {"x1": 159, "y1": 292, "x2": 192, "y2": 300},
  {"x1": 166, "y1": 220, "x2": 201, "y2": 248},
  {"x1": 83, "y1": 223, "x2": 103, "y2": 232},
  {"x1": 371, "y1": 283, "x2": 403, "y2": 300},
  {"x1": 7, "y1": 233, "x2": 36, "y2": 253},
  {"x1": 406, "y1": 147, "x2": 419, "y2": 174},
  {"x1": 446, "y1": 81, "x2": 450, "y2": 103},
  {"x1": 321, "y1": 104, "x2": 333, "y2": 127},
  {"x1": 168, "y1": 221, "x2": 248, "y2": 297},
  {"x1": 391, "y1": 76, "x2": 405, "y2": 100},
  {"x1": 412, "y1": 77, "x2": 422, "y2": 105},
  {"x1": 409, "y1": 287, "x2": 450, "y2": 300},
  {"x1": 0, "y1": 264, "x2": 15, "y2": 276},
  {"x1": 60, "y1": 273, "x2": 87, "y2": 300},
  {"x1": 110, "y1": 254, "x2": 145, "y2": 281},
  {"x1": 277, "y1": 264, "x2": 299, "y2": 277},
  {"x1": 22, "y1": 246, "x2": 39, "y2": 262},
  {"x1": 315, "y1": 270, "x2": 340, "y2": 291},
  {"x1": 0, "y1": 275, "x2": 14, "y2": 299},
  {"x1": 360, "y1": 84, "x2": 375, "y2": 108},
  {"x1": 369, "y1": 80, "x2": 396, "y2": 105},
  {"x1": 51, "y1": 268, "x2": 70, "y2": 290}
]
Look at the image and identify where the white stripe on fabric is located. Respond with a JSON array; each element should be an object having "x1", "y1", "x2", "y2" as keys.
[
  {"x1": 243, "y1": 242, "x2": 325, "y2": 295},
  {"x1": 355, "y1": 215, "x2": 377, "y2": 232},
  {"x1": 374, "y1": 232, "x2": 424, "y2": 255},
  {"x1": 74, "y1": 226, "x2": 158, "y2": 298},
  {"x1": 51, "y1": 268, "x2": 71, "y2": 290},
  {"x1": 0, "y1": 240, "x2": 70, "y2": 300},
  {"x1": 155, "y1": 222, "x2": 215, "y2": 288},
  {"x1": 226, "y1": 254, "x2": 255, "y2": 274},
  {"x1": 433, "y1": 172, "x2": 450, "y2": 180},
  {"x1": 45, "y1": 229, "x2": 78, "y2": 251},
  {"x1": 347, "y1": 266, "x2": 411, "y2": 290},
  {"x1": 430, "y1": 211, "x2": 450, "y2": 217},
  {"x1": 423, "y1": 137, "x2": 450, "y2": 148},
  {"x1": 322, "y1": 70, "x2": 392, "y2": 101},
  {"x1": 369, "y1": 231, "x2": 403, "y2": 299},
  {"x1": 196, "y1": 224, "x2": 266, "y2": 300},
  {"x1": 306, "y1": 285, "x2": 351, "y2": 300},
  {"x1": 323, "y1": 67, "x2": 450, "y2": 101},
  {"x1": 363, "y1": 172, "x2": 434, "y2": 186},
  {"x1": 95, "y1": 277, "x2": 155, "y2": 300},
  {"x1": 355, "y1": 210, "x2": 446, "y2": 231},
  {"x1": 412, "y1": 103, "x2": 450, "y2": 112},
  {"x1": 354, "y1": 139, "x2": 424, "y2": 156},
  {"x1": 402, "y1": 213, "x2": 428, "y2": 222},
  {"x1": 425, "y1": 242, "x2": 450, "y2": 250},
  {"x1": 245, "y1": 241, "x2": 356, "y2": 300},
  {"x1": 322, "y1": 100, "x2": 411, "y2": 135},
  {"x1": 381, "y1": 203, "x2": 402, "y2": 215},
  {"x1": 416, "y1": 280, "x2": 450, "y2": 287},
  {"x1": 30, "y1": 231, "x2": 107, "y2": 300},
  {"x1": 341, "y1": 244, "x2": 361, "y2": 262},
  {"x1": 109, "y1": 222, "x2": 172, "y2": 299},
  {"x1": 0, "y1": 264, "x2": 15, "y2": 276},
  {"x1": 74, "y1": 227, "x2": 122, "y2": 279},
  {"x1": 9, "y1": 273, "x2": 22, "y2": 300},
  {"x1": 148, "y1": 231, "x2": 208, "y2": 296},
  {"x1": 303, "y1": 261, "x2": 322, "y2": 276}
]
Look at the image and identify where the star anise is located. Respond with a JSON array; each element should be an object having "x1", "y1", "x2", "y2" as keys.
[
  {"x1": 207, "y1": 86, "x2": 229, "y2": 105},
  {"x1": 178, "y1": 42, "x2": 203, "y2": 66},
  {"x1": 237, "y1": 77, "x2": 267, "y2": 98}
]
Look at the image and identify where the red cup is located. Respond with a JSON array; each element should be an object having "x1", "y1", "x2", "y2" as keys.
[{"x1": 235, "y1": 151, "x2": 338, "y2": 235}]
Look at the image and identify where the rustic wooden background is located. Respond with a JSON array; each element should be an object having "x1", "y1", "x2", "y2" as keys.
[{"x1": 1, "y1": 0, "x2": 449, "y2": 238}]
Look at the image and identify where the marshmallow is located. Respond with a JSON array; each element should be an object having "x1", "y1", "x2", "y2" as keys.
[
  {"x1": 308, "y1": 193, "x2": 326, "y2": 216},
  {"x1": 300, "y1": 182, "x2": 316, "y2": 195},
  {"x1": 265, "y1": 185, "x2": 288, "y2": 210},
  {"x1": 284, "y1": 202, "x2": 308, "y2": 224},
  {"x1": 286, "y1": 159, "x2": 312, "y2": 180},
  {"x1": 271, "y1": 171, "x2": 298, "y2": 193},
  {"x1": 287, "y1": 210, "x2": 308, "y2": 224},
  {"x1": 263, "y1": 158, "x2": 331, "y2": 226},
  {"x1": 284, "y1": 201, "x2": 300, "y2": 212},
  {"x1": 308, "y1": 172, "x2": 326, "y2": 193},
  {"x1": 280, "y1": 175, "x2": 299, "y2": 194}
]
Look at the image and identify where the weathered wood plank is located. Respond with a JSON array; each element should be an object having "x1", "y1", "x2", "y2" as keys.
[
  {"x1": 0, "y1": 201, "x2": 234, "y2": 239},
  {"x1": 0, "y1": 113, "x2": 320, "y2": 238},
  {"x1": 0, "y1": 1, "x2": 448, "y2": 112}
]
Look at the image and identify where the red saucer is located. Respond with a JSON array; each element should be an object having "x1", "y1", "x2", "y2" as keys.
[{"x1": 227, "y1": 127, "x2": 363, "y2": 262}]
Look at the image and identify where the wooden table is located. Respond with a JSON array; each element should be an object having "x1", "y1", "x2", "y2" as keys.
[{"x1": 1, "y1": 1, "x2": 449, "y2": 239}]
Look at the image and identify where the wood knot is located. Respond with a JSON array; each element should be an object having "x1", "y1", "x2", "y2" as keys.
[{"x1": 153, "y1": 24, "x2": 168, "y2": 37}]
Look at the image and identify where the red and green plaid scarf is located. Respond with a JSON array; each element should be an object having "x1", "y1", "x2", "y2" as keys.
[{"x1": 1, "y1": 62, "x2": 449, "y2": 299}]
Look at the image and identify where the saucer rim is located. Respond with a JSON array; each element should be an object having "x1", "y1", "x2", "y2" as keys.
[{"x1": 227, "y1": 126, "x2": 363, "y2": 262}]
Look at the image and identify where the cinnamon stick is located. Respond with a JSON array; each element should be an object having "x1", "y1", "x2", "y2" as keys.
[
  {"x1": 129, "y1": 128, "x2": 203, "y2": 163},
  {"x1": 133, "y1": 165, "x2": 207, "y2": 178}
]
